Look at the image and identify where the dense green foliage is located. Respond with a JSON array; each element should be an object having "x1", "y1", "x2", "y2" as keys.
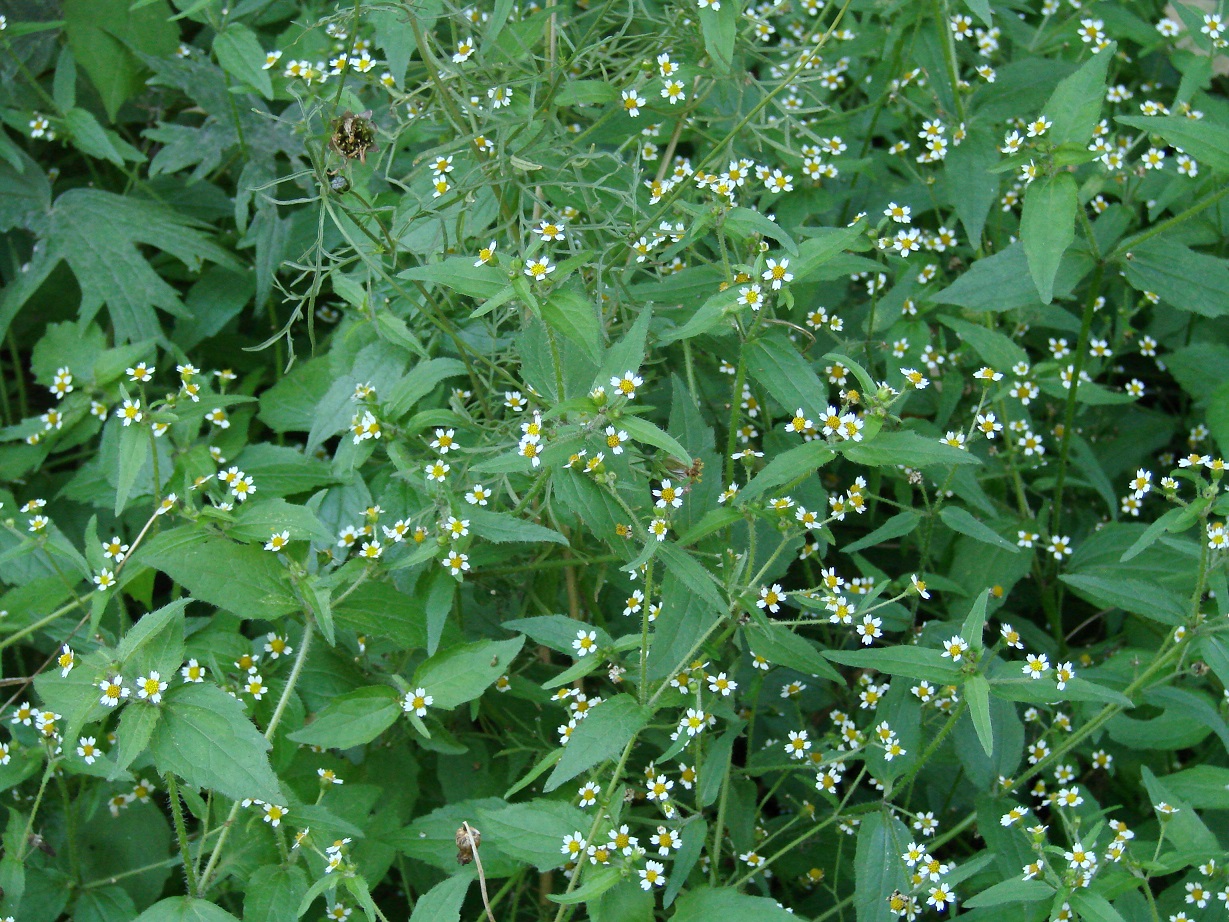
[{"x1": 1, "y1": 0, "x2": 1229, "y2": 919}]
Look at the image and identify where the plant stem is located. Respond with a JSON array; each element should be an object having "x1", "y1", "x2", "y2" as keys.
[{"x1": 167, "y1": 772, "x2": 200, "y2": 897}]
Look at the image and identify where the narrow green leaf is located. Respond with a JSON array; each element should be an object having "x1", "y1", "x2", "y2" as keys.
[
  {"x1": 939, "y1": 507, "x2": 1020, "y2": 553},
  {"x1": 213, "y1": 24, "x2": 275, "y2": 98},
  {"x1": 618, "y1": 415, "x2": 693, "y2": 465},
  {"x1": 545, "y1": 695, "x2": 650, "y2": 792},
  {"x1": 965, "y1": 676, "x2": 994, "y2": 756}
]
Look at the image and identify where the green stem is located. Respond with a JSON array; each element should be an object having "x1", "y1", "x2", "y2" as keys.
[
  {"x1": 167, "y1": 772, "x2": 199, "y2": 897},
  {"x1": 1107, "y1": 183, "x2": 1229, "y2": 261}
]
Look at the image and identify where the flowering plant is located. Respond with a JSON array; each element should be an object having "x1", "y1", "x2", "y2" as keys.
[{"x1": 1, "y1": 0, "x2": 1228, "y2": 919}]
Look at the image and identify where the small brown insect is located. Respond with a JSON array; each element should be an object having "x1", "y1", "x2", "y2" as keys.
[
  {"x1": 330, "y1": 110, "x2": 378, "y2": 164},
  {"x1": 456, "y1": 823, "x2": 481, "y2": 865},
  {"x1": 28, "y1": 832, "x2": 55, "y2": 857}
]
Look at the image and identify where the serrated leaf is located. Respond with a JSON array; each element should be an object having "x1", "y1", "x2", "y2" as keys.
[
  {"x1": 1116, "y1": 114, "x2": 1229, "y2": 173},
  {"x1": 939, "y1": 507, "x2": 1020, "y2": 553},
  {"x1": 545, "y1": 694, "x2": 650, "y2": 792},
  {"x1": 287, "y1": 686, "x2": 402, "y2": 750},
  {"x1": 1041, "y1": 43, "x2": 1114, "y2": 147},
  {"x1": 468, "y1": 508, "x2": 569, "y2": 545},
  {"x1": 745, "y1": 331, "x2": 829, "y2": 422},
  {"x1": 213, "y1": 24, "x2": 273, "y2": 99},
  {"x1": 414, "y1": 637, "x2": 526, "y2": 709}
]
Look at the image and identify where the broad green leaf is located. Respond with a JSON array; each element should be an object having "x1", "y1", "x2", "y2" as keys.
[
  {"x1": 543, "y1": 287, "x2": 603, "y2": 364},
  {"x1": 938, "y1": 316, "x2": 1028, "y2": 371},
  {"x1": 1059, "y1": 574, "x2": 1186, "y2": 625},
  {"x1": 1069, "y1": 892, "x2": 1125, "y2": 922},
  {"x1": 467, "y1": 508, "x2": 569, "y2": 546},
  {"x1": 618, "y1": 415, "x2": 693, "y2": 465},
  {"x1": 657, "y1": 286, "x2": 739, "y2": 345},
  {"x1": 132, "y1": 897, "x2": 241, "y2": 922},
  {"x1": 74, "y1": 887, "x2": 139, "y2": 922},
  {"x1": 945, "y1": 129, "x2": 999, "y2": 245},
  {"x1": 825, "y1": 647, "x2": 962, "y2": 683},
  {"x1": 44, "y1": 188, "x2": 241, "y2": 343},
  {"x1": 332, "y1": 581, "x2": 430, "y2": 651},
  {"x1": 114, "y1": 418, "x2": 148, "y2": 515},
  {"x1": 647, "y1": 554, "x2": 722, "y2": 681},
  {"x1": 117, "y1": 599, "x2": 188, "y2": 678},
  {"x1": 148, "y1": 683, "x2": 281, "y2": 803},
  {"x1": 413, "y1": 637, "x2": 526, "y2": 709},
  {"x1": 939, "y1": 507, "x2": 1020, "y2": 553},
  {"x1": 383, "y1": 358, "x2": 469, "y2": 419},
  {"x1": 409, "y1": 871, "x2": 476, "y2": 922},
  {"x1": 1163, "y1": 765, "x2": 1229, "y2": 809},
  {"x1": 742, "y1": 623, "x2": 842, "y2": 682},
  {"x1": 1041, "y1": 43, "x2": 1114, "y2": 146},
  {"x1": 934, "y1": 240, "x2": 1089, "y2": 310},
  {"x1": 63, "y1": 0, "x2": 178, "y2": 122},
  {"x1": 287, "y1": 686, "x2": 402, "y2": 749},
  {"x1": 853, "y1": 812, "x2": 913, "y2": 922},
  {"x1": 965, "y1": 877, "x2": 1054, "y2": 908},
  {"x1": 745, "y1": 331, "x2": 829, "y2": 422},
  {"x1": 504, "y1": 615, "x2": 612, "y2": 655},
  {"x1": 63, "y1": 108, "x2": 126, "y2": 167},
  {"x1": 1020, "y1": 173, "x2": 1077, "y2": 305},
  {"x1": 596, "y1": 306, "x2": 653, "y2": 391},
  {"x1": 398, "y1": 258, "x2": 507, "y2": 299},
  {"x1": 478, "y1": 799, "x2": 591, "y2": 870},
  {"x1": 738, "y1": 440, "x2": 834, "y2": 504},
  {"x1": 791, "y1": 224, "x2": 867, "y2": 282},
  {"x1": 138, "y1": 526, "x2": 300, "y2": 620},
  {"x1": 965, "y1": 675, "x2": 994, "y2": 756},
  {"x1": 545, "y1": 694, "x2": 650, "y2": 792},
  {"x1": 670, "y1": 886, "x2": 798, "y2": 922},
  {"x1": 213, "y1": 24, "x2": 273, "y2": 99},
  {"x1": 656, "y1": 541, "x2": 727, "y2": 616},
  {"x1": 229, "y1": 498, "x2": 332, "y2": 544},
  {"x1": 243, "y1": 865, "x2": 308, "y2": 922},
  {"x1": 1121, "y1": 238, "x2": 1229, "y2": 318},
  {"x1": 1116, "y1": 115, "x2": 1229, "y2": 173},
  {"x1": 725, "y1": 208, "x2": 797, "y2": 255},
  {"x1": 555, "y1": 80, "x2": 618, "y2": 106},
  {"x1": 843, "y1": 430, "x2": 981, "y2": 468}
]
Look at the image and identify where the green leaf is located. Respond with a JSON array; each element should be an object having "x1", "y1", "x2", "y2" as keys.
[
  {"x1": 229, "y1": 498, "x2": 332, "y2": 545},
  {"x1": 724, "y1": 208, "x2": 797, "y2": 256},
  {"x1": 965, "y1": 877, "x2": 1054, "y2": 908},
  {"x1": 332, "y1": 581, "x2": 429, "y2": 651},
  {"x1": 738, "y1": 440, "x2": 835, "y2": 504},
  {"x1": 853, "y1": 812, "x2": 913, "y2": 922},
  {"x1": 825, "y1": 648, "x2": 962, "y2": 683},
  {"x1": 670, "y1": 886, "x2": 798, "y2": 922},
  {"x1": 545, "y1": 694, "x2": 650, "y2": 792},
  {"x1": 478, "y1": 800, "x2": 591, "y2": 870},
  {"x1": 1116, "y1": 115, "x2": 1229, "y2": 173},
  {"x1": 961, "y1": 590, "x2": 991, "y2": 650},
  {"x1": 1120, "y1": 238, "x2": 1229, "y2": 318},
  {"x1": 842, "y1": 511, "x2": 921, "y2": 554},
  {"x1": 114, "y1": 419, "x2": 148, "y2": 515},
  {"x1": 138, "y1": 526, "x2": 299, "y2": 620},
  {"x1": 939, "y1": 507, "x2": 1020, "y2": 553},
  {"x1": 44, "y1": 188, "x2": 241, "y2": 343},
  {"x1": 213, "y1": 24, "x2": 273, "y2": 99},
  {"x1": 1020, "y1": 173, "x2": 1077, "y2": 305},
  {"x1": 243, "y1": 865, "x2": 308, "y2": 922},
  {"x1": 413, "y1": 637, "x2": 526, "y2": 709},
  {"x1": 555, "y1": 80, "x2": 618, "y2": 106},
  {"x1": 132, "y1": 897, "x2": 241, "y2": 922},
  {"x1": 791, "y1": 224, "x2": 867, "y2": 282},
  {"x1": 1059, "y1": 574, "x2": 1187, "y2": 625},
  {"x1": 384, "y1": 358, "x2": 469, "y2": 419},
  {"x1": 745, "y1": 331, "x2": 829, "y2": 422},
  {"x1": 934, "y1": 240, "x2": 1089, "y2": 310},
  {"x1": 117, "y1": 598, "x2": 187, "y2": 678},
  {"x1": 467, "y1": 508, "x2": 569, "y2": 546},
  {"x1": 398, "y1": 258, "x2": 507, "y2": 299},
  {"x1": 114, "y1": 701, "x2": 162, "y2": 774},
  {"x1": 937, "y1": 316, "x2": 1028, "y2": 370},
  {"x1": 656, "y1": 542, "x2": 727, "y2": 617},
  {"x1": 596, "y1": 306, "x2": 653, "y2": 391},
  {"x1": 657, "y1": 286, "x2": 739, "y2": 345},
  {"x1": 409, "y1": 871, "x2": 476, "y2": 922},
  {"x1": 698, "y1": 1, "x2": 740, "y2": 75},
  {"x1": 543, "y1": 288, "x2": 603, "y2": 364},
  {"x1": 63, "y1": 0, "x2": 179, "y2": 122},
  {"x1": 618, "y1": 415, "x2": 693, "y2": 465},
  {"x1": 148, "y1": 683, "x2": 281, "y2": 803},
  {"x1": 1041, "y1": 43, "x2": 1114, "y2": 147},
  {"x1": 742, "y1": 623, "x2": 842, "y2": 682},
  {"x1": 843, "y1": 430, "x2": 981, "y2": 469},
  {"x1": 965, "y1": 675, "x2": 994, "y2": 756},
  {"x1": 504, "y1": 615, "x2": 611, "y2": 655},
  {"x1": 1069, "y1": 891, "x2": 1126, "y2": 922},
  {"x1": 63, "y1": 108, "x2": 126, "y2": 167},
  {"x1": 287, "y1": 686, "x2": 402, "y2": 749}
]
